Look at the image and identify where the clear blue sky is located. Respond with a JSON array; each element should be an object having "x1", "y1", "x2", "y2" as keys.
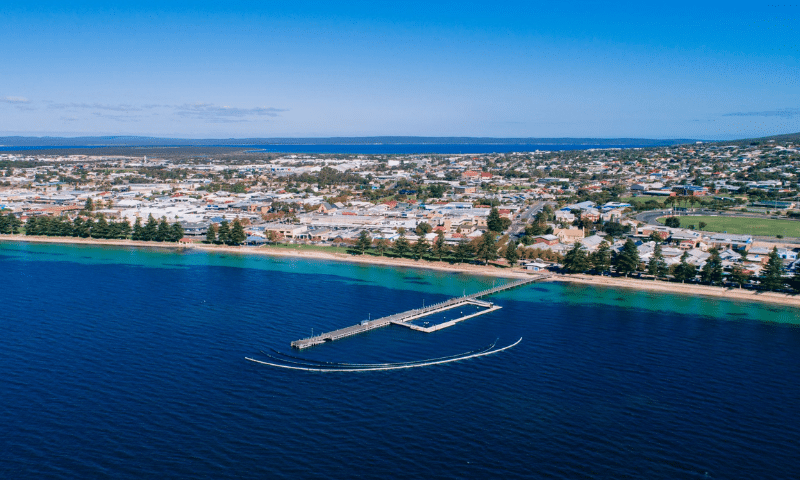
[{"x1": 1, "y1": 1, "x2": 798, "y2": 140}]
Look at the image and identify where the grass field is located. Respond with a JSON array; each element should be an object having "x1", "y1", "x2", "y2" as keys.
[{"x1": 657, "y1": 215, "x2": 800, "y2": 237}]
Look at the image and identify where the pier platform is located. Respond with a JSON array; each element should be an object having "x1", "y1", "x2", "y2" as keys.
[{"x1": 291, "y1": 273, "x2": 548, "y2": 349}]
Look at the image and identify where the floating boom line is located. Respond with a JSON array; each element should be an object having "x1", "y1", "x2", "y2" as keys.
[
  {"x1": 245, "y1": 338, "x2": 521, "y2": 372},
  {"x1": 263, "y1": 340, "x2": 498, "y2": 368}
]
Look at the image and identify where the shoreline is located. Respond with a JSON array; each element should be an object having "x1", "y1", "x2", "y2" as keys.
[{"x1": 3, "y1": 235, "x2": 800, "y2": 308}]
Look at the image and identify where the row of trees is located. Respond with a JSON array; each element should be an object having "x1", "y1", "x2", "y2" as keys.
[
  {"x1": 131, "y1": 215, "x2": 184, "y2": 242},
  {"x1": 205, "y1": 219, "x2": 247, "y2": 245},
  {"x1": 26, "y1": 215, "x2": 133, "y2": 239},
  {"x1": 0, "y1": 212, "x2": 22, "y2": 234},
  {"x1": 562, "y1": 239, "x2": 795, "y2": 292},
  {"x1": 354, "y1": 230, "x2": 521, "y2": 266},
  {"x1": 23, "y1": 213, "x2": 184, "y2": 242}
]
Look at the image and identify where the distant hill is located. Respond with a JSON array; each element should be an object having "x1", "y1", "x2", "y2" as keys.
[
  {"x1": 722, "y1": 132, "x2": 800, "y2": 146},
  {"x1": 0, "y1": 136, "x2": 697, "y2": 148}
]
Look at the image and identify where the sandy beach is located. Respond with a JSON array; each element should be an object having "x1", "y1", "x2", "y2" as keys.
[{"x1": 3, "y1": 235, "x2": 800, "y2": 308}]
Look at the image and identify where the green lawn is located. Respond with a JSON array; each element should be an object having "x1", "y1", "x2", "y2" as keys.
[{"x1": 657, "y1": 215, "x2": 800, "y2": 237}]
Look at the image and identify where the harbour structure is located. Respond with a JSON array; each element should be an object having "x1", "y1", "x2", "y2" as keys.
[{"x1": 290, "y1": 274, "x2": 548, "y2": 349}]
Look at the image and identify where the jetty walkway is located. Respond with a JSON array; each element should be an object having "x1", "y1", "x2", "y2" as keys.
[{"x1": 291, "y1": 273, "x2": 548, "y2": 349}]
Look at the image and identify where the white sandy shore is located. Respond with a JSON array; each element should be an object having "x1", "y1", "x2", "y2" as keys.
[{"x1": 3, "y1": 235, "x2": 800, "y2": 308}]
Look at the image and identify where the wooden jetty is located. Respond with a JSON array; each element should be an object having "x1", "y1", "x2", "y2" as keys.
[{"x1": 291, "y1": 273, "x2": 549, "y2": 349}]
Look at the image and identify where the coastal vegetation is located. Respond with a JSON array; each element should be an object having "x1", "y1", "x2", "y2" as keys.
[
  {"x1": 560, "y1": 239, "x2": 800, "y2": 293},
  {"x1": 203, "y1": 218, "x2": 246, "y2": 245},
  {"x1": 0, "y1": 212, "x2": 22, "y2": 234},
  {"x1": 23, "y1": 213, "x2": 186, "y2": 242}
]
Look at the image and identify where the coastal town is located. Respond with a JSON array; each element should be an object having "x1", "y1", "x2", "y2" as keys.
[{"x1": 2, "y1": 135, "x2": 800, "y2": 292}]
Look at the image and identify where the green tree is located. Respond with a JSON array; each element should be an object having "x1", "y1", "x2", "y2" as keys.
[
  {"x1": 487, "y1": 207, "x2": 504, "y2": 232},
  {"x1": 91, "y1": 215, "x2": 110, "y2": 239},
  {"x1": 664, "y1": 216, "x2": 680, "y2": 228},
  {"x1": 413, "y1": 236, "x2": 429, "y2": 260},
  {"x1": 73, "y1": 217, "x2": 90, "y2": 238},
  {"x1": 132, "y1": 217, "x2": 144, "y2": 241},
  {"x1": 415, "y1": 222, "x2": 432, "y2": 236},
  {"x1": 700, "y1": 248, "x2": 723, "y2": 284},
  {"x1": 431, "y1": 231, "x2": 448, "y2": 261},
  {"x1": 205, "y1": 224, "x2": 217, "y2": 244},
  {"x1": 761, "y1": 247, "x2": 784, "y2": 291},
  {"x1": 563, "y1": 242, "x2": 590, "y2": 273},
  {"x1": 375, "y1": 237, "x2": 389, "y2": 256},
  {"x1": 217, "y1": 220, "x2": 231, "y2": 245},
  {"x1": 83, "y1": 197, "x2": 94, "y2": 212},
  {"x1": 505, "y1": 240, "x2": 519, "y2": 266},
  {"x1": 791, "y1": 267, "x2": 800, "y2": 293},
  {"x1": 25, "y1": 216, "x2": 38, "y2": 236},
  {"x1": 156, "y1": 217, "x2": 171, "y2": 242},
  {"x1": 115, "y1": 219, "x2": 131, "y2": 239},
  {"x1": 615, "y1": 239, "x2": 640, "y2": 276},
  {"x1": 143, "y1": 214, "x2": 158, "y2": 241},
  {"x1": 81, "y1": 218, "x2": 94, "y2": 238},
  {"x1": 698, "y1": 221, "x2": 707, "y2": 230},
  {"x1": 0, "y1": 213, "x2": 21, "y2": 234},
  {"x1": 229, "y1": 218, "x2": 246, "y2": 245},
  {"x1": 647, "y1": 243, "x2": 668, "y2": 278},
  {"x1": 454, "y1": 240, "x2": 474, "y2": 264},
  {"x1": 475, "y1": 231, "x2": 498, "y2": 265},
  {"x1": 730, "y1": 264, "x2": 748, "y2": 288},
  {"x1": 170, "y1": 222, "x2": 184, "y2": 242},
  {"x1": 591, "y1": 241, "x2": 612, "y2": 273},
  {"x1": 673, "y1": 251, "x2": 696, "y2": 282},
  {"x1": 648, "y1": 231, "x2": 664, "y2": 244},
  {"x1": 356, "y1": 230, "x2": 372, "y2": 254},
  {"x1": 393, "y1": 231, "x2": 411, "y2": 258},
  {"x1": 525, "y1": 221, "x2": 546, "y2": 237}
]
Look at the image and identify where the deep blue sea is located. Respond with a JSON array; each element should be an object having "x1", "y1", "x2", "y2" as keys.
[
  {"x1": 1, "y1": 241, "x2": 799, "y2": 479},
  {"x1": 0, "y1": 144, "x2": 647, "y2": 154}
]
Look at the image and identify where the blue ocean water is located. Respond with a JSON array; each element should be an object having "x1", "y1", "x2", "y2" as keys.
[
  {"x1": 1, "y1": 241, "x2": 799, "y2": 479},
  {"x1": 0, "y1": 143, "x2": 648, "y2": 154}
]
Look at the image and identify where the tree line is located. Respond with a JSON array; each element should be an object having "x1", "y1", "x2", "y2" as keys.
[
  {"x1": 23, "y1": 213, "x2": 184, "y2": 242},
  {"x1": 353, "y1": 229, "x2": 522, "y2": 266},
  {"x1": 204, "y1": 218, "x2": 247, "y2": 245},
  {"x1": 0, "y1": 212, "x2": 22, "y2": 234},
  {"x1": 561, "y1": 239, "x2": 798, "y2": 292}
]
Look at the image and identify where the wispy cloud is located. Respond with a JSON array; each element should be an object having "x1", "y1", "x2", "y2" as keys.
[
  {"x1": 174, "y1": 103, "x2": 287, "y2": 121},
  {"x1": 1, "y1": 96, "x2": 30, "y2": 104},
  {"x1": 723, "y1": 108, "x2": 800, "y2": 118},
  {"x1": 48, "y1": 102, "x2": 141, "y2": 112},
  {"x1": 92, "y1": 112, "x2": 144, "y2": 122},
  {"x1": 42, "y1": 101, "x2": 286, "y2": 123}
]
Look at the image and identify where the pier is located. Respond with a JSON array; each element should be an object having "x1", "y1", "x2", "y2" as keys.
[{"x1": 291, "y1": 274, "x2": 548, "y2": 349}]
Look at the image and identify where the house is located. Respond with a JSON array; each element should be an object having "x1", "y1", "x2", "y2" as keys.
[
  {"x1": 554, "y1": 227, "x2": 584, "y2": 243},
  {"x1": 555, "y1": 210, "x2": 575, "y2": 223},
  {"x1": 706, "y1": 233, "x2": 752, "y2": 252},
  {"x1": 524, "y1": 262, "x2": 549, "y2": 272},
  {"x1": 532, "y1": 234, "x2": 560, "y2": 246},
  {"x1": 580, "y1": 234, "x2": 606, "y2": 251},
  {"x1": 745, "y1": 247, "x2": 771, "y2": 264}
]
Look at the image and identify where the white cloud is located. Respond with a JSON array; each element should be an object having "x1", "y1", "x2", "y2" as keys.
[
  {"x1": 174, "y1": 103, "x2": 287, "y2": 121},
  {"x1": 48, "y1": 102, "x2": 140, "y2": 112},
  {"x1": 1, "y1": 96, "x2": 30, "y2": 104},
  {"x1": 723, "y1": 108, "x2": 800, "y2": 118}
]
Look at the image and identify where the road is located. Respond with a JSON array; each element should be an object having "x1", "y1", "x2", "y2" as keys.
[{"x1": 509, "y1": 200, "x2": 552, "y2": 237}]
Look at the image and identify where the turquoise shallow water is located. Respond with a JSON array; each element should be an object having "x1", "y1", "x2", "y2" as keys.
[{"x1": 1, "y1": 241, "x2": 799, "y2": 479}]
